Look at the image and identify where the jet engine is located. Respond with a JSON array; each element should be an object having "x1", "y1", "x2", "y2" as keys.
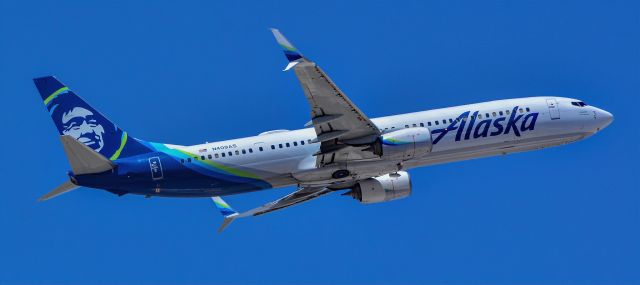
[
  {"x1": 344, "y1": 171, "x2": 412, "y2": 204},
  {"x1": 369, "y1": 127, "x2": 432, "y2": 160}
]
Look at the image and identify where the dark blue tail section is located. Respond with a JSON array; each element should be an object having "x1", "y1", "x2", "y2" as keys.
[{"x1": 34, "y1": 76, "x2": 152, "y2": 160}]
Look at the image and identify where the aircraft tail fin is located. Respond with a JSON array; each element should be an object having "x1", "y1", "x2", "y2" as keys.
[
  {"x1": 33, "y1": 76, "x2": 151, "y2": 161},
  {"x1": 38, "y1": 180, "x2": 79, "y2": 202}
]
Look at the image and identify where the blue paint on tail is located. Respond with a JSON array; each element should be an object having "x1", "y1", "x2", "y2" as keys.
[{"x1": 34, "y1": 76, "x2": 152, "y2": 160}]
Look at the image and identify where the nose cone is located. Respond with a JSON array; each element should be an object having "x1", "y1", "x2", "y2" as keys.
[{"x1": 595, "y1": 108, "x2": 614, "y2": 130}]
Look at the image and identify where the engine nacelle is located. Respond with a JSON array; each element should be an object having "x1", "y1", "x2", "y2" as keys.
[
  {"x1": 346, "y1": 171, "x2": 412, "y2": 204},
  {"x1": 377, "y1": 127, "x2": 432, "y2": 160}
]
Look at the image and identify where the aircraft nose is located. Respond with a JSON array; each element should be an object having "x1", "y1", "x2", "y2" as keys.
[{"x1": 595, "y1": 108, "x2": 613, "y2": 130}]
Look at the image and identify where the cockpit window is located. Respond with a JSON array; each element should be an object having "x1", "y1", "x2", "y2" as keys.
[{"x1": 571, "y1": 101, "x2": 588, "y2": 107}]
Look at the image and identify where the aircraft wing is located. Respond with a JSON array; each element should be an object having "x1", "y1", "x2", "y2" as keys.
[
  {"x1": 212, "y1": 186, "x2": 332, "y2": 233},
  {"x1": 271, "y1": 29, "x2": 381, "y2": 166}
]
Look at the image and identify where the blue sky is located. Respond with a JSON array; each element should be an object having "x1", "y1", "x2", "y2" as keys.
[{"x1": 1, "y1": 1, "x2": 638, "y2": 284}]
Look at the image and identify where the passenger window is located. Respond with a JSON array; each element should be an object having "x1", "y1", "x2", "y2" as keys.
[
  {"x1": 300, "y1": 141, "x2": 305, "y2": 145},
  {"x1": 526, "y1": 107, "x2": 530, "y2": 112},
  {"x1": 435, "y1": 121, "x2": 439, "y2": 125},
  {"x1": 442, "y1": 119, "x2": 446, "y2": 124},
  {"x1": 221, "y1": 153, "x2": 225, "y2": 157},
  {"x1": 201, "y1": 155, "x2": 205, "y2": 160},
  {"x1": 308, "y1": 139, "x2": 312, "y2": 144},
  {"x1": 208, "y1": 154, "x2": 212, "y2": 159},
  {"x1": 428, "y1": 122, "x2": 432, "y2": 126},
  {"x1": 419, "y1": 123, "x2": 424, "y2": 127},
  {"x1": 259, "y1": 147, "x2": 264, "y2": 151},
  {"x1": 492, "y1": 112, "x2": 497, "y2": 117},
  {"x1": 412, "y1": 124, "x2": 417, "y2": 127},
  {"x1": 448, "y1": 119, "x2": 453, "y2": 123},
  {"x1": 187, "y1": 158, "x2": 192, "y2": 162},
  {"x1": 180, "y1": 159, "x2": 184, "y2": 163},
  {"x1": 249, "y1": 148, "x2": 253, "y2": 153},
  {"x1": 242, "y1": 149, "x2": 246, "y2": 154},
  {"x1": 519, "y1": 108, "x2": 524, "y2": 113},
  {"x1": 271, "y1": 145, "x2": 275, "y2": 150},
  {"x1": 286, "y1": 143, "x2": 290, "y2": 147},
  {"x1": 227, "y1": 151, "x2": 232, "y2": 156},
  {"x1": 235, "y1": 150, "x2": 239, "y2": 155},
  {"x1": 279, "y1": 144, "x2": 283, "y2": 148},
  {"x1": 215, "y1": 153, "x2": 219, "y2": 158},
  {"x1": 506, "y1": 110, "x2": 510, "y2": 115},
  {"x1": 485, "y1": 113, "x2": 490, "y2": 118},
  {"x1": 499, "y1": 111, "x2": 504, "y2": 116},
  {"x1": 293, "y1": 141, "x2": 298, "y2": 146},
  {"x1": 405, "y1": 124, "x2": 409, "y2": 128}
]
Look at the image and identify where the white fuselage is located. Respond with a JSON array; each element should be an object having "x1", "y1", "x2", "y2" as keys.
[{"x1": 176, "y1": 96, "x2": 612, "y2": 190}]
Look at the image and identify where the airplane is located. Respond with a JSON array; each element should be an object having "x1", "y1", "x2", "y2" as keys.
[{"x1": 35, "y1": 29, "x2": 613, "y2": 232}]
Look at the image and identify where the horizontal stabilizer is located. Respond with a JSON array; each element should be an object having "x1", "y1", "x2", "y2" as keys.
[
  {"x1": 60, "y1": 135, "x2": 114, "y2": 175},
  {"x1": 38, "y1": 180, "x2": 79, "y2": 201}
]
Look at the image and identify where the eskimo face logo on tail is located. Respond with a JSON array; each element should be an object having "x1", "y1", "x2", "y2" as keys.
[
  {"x1": 61, "y1": 107, "x2": 106, "y2": 152},
  {"x1": 48, "y1": 91, "x2": 122, "y2": 157},
  {"x1": 432, "y1": 106, "x2": 538, "y2": 144}
]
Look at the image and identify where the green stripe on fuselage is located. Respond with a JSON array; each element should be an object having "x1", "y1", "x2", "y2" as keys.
[{"x1": 170, "y1": 148, "x2": 262, "y2": 180}]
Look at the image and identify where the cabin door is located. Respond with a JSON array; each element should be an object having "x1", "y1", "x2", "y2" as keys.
[{"x1": 546, "y1": 99, "x2": 560, "y2": 120}]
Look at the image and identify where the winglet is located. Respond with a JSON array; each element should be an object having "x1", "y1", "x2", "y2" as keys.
[
  {"x1": 218, "y1": 216, "x2": 237, "y2": 233},
  {"x1": 270, "y1": 28, "x2": 304, "y2": 70},
  {"x1": 212, "y1": 196, "x2": 239, "y2": 233}
]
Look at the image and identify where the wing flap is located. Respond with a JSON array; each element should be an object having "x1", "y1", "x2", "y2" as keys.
[
  {"x1": 239, "y1": 187, "x2": 332, "y2": 217},
  {"x1": 270, "y1": 29, "x2": 382, "y2": 167},
  {"x1": 211, "y1": 187, "x2": 332, "y2": 233},
  {"x1": 292, "y1": 63, "x2": 380, "y2": 140}
]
